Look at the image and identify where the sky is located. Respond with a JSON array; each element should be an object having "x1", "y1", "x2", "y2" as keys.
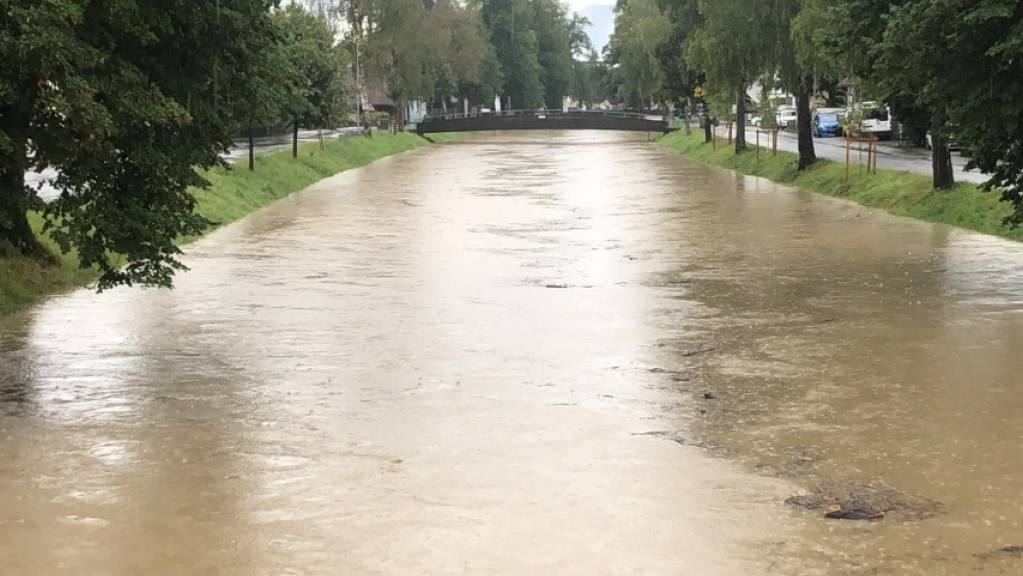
[{"x1": 567, "y1": 0, "x2": 614, "y2": 53}]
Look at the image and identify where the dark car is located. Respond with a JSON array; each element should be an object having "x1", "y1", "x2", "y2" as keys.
[{"x1": 812, "y1": 112, "x2": 842, "y2": 137}]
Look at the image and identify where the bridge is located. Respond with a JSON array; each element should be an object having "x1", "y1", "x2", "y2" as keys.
[{"x1": 415, "y1": 109, "x2": 679, "y2": 135}]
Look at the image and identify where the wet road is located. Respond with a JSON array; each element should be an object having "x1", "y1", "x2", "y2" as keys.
[
  {"x1": 29, "y1": 128, "x2": 360, "y2": 202},
  {"x1": 3, "y1": 131, "x2": 1023, "y2": 575},
  {"x1": 714, "y1": 124, "x2": 987, "y2": 184}
]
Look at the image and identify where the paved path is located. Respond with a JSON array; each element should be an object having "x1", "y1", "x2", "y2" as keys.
[
  {"x1": 29, "y1": 128, "x2": 362, "y2": 202},
  {"x1": 708, "y1": 124, "x2": 988, "y2": 184}
]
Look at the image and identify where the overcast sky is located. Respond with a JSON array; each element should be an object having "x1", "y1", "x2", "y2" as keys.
[{"x1": 566, "y1": 0, "x2": 614, "y2": 53}]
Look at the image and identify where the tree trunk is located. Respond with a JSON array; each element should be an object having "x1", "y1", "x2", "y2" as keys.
[
  {"x1": 292, "y1": 121, "x2": 299, "y2": 159},
  {"x1": 930, "y1": 108, "x2": 954, "y2": 189},
  {"x1": 248, "y1": 125, "x2": 255, "y2": 172},
  {"x1": 682, "y1": 98, "x2": 692, "y2": 135},
  {"x1": 704, "y1": 112, "x2": 712, "y2": 143},
  {"x1": 795, "y1": 75, "x2": 817, "y2": 170},
  {"x1": 735, "y1": 81, "x2": 746, "y2": 152},
  {"x1": 0, "y1": 165, "x2": 43, "y2": 257},
  {"x1": 0, "y1": 94, "x2": 49, "y2": 258}
]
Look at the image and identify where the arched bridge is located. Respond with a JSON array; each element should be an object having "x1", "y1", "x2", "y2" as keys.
[{"x1": 416, "y1": 109, "x2": 679, "y2": 134}]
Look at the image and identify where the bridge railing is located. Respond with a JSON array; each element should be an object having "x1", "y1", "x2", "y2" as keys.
[{"x1": 418, "y1": 108, "x2": 670, "y2": 124}]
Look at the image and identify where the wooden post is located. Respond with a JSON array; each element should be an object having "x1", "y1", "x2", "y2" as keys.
[
  {"x1": 773, "y1": 130, "x2": 778, "y2": 155},
  {"x1": 727, "y1": 121, "x2": 733, "y2": 144},
  {"x1": 845, "y1": 137, "x2": 850, "y2": 183},
  {"x1": 756, "y1": 130, "x2": 760, "y2": 161}
]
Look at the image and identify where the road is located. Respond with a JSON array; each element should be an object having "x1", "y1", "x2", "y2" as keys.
[
  {"x1": 27, "y1": 128, "x2": 362, "y2": 202},
  {"x1": 710, "y1": 124, "x2": 988, "y2": 184}
]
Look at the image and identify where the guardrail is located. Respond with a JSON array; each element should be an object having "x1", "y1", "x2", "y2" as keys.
[{"x1": 418, "y1": 109, "x2": 670, "y2": 124}]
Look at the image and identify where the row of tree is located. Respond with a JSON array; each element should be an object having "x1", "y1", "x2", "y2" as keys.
[
  {"x1": 1, "y1": 1, "x2": 353, "y2": 289},
  {"x1": 343, "y1": 0, "x2": 592, "y2": 122},
  {"x1": 605, "y1": 0, "x2": 1023, "y2": 222}
]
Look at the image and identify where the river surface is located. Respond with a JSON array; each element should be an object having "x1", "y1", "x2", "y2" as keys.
[{"x1": 2, "y1": 131, "x2": 1023, "y2": 575}]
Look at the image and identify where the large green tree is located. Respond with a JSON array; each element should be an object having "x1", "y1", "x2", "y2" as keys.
[
  {"x1": 1, "y1": 0, "x2": 278, "y2": 287},
  {"x1": 916, "y1": 0, "x2": 1023, "y2": 219},
  {"x1": 481, "y1": 0, "x2": 545, "y2": 109},
  {"x1": 273, "y1": 4, "x2": 350, "y2": 158},
  {"x1": 687, "y1": 0, "x2": 774, "y2": 152},
  {"x1": 605, "y1": 0, "x2": 671, "y2": 109},
  {"x1": 771, "y1": 0, "x2": 815, "y2": 169}
]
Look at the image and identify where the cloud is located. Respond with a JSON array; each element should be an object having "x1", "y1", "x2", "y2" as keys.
[{"x1": 575, "y1": 3, "x2": 613, "y2": 52}]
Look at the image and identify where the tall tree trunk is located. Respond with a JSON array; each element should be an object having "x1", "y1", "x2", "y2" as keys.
[
  {"x1": 735, "y1": 81, "x2": 747, "y2": 152},
  {"x1": 795, "y1": 75, "x2": 817, "y2": 170},
  {"x1": 292, "y1": 120, "x2": 299, "y2": 159},
  {"x1": 0, "y1": 163, "x2": 43, "y2": 257},
  {"x1": 248, "y1": 125, "x2": 255, "y2": 172},
  {"x1": 0, "y1": 95, "x2": 48, "y2": 258},
  {"x1": 704, "y1": 112, "x2": 712, "y2": 143},
  {"x1": 930, "y1": 108, "x2": 954, "y2": 189},
  {"x1": 682, "y1": 98, "x2": 691, "y2": 135}
]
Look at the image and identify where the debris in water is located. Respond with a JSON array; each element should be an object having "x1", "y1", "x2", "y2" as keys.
[
  {"x1": 631, "y1": 430, "x2": 685, "y2": 445},
  {"x1": 681, "y1": 347, "x2": 717, "y2": 357},
  {"x1": 786, "y1": 479, "x2": 942, "y2": 521},
  {"x1": 825, "y1": 503, "x2": 885, "y2": 521}
]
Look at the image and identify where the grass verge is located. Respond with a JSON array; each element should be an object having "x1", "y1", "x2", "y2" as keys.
[
  {"x1": 658, "y1": 130, "x2": 1021, "y2": 242},
  {"x1": 1, "y1": 132, "x2": 452, "y2": 317}
]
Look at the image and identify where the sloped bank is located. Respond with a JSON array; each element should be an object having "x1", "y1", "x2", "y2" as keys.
[
  {"x1": 0, "y1": 132, "x2": 454, "y2": 317},
  {"x1": 658, "y1": 130, "x2": 1022, "y2": 242}
]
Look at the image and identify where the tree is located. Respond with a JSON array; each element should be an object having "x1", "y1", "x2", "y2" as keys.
[
  {"x1": 365, "y1": 0, "x2": 437, "y2": 127},
  {"x1": 933, "y1": 0, "x2": 1023, "y2": 221},
  {"x1": 605, "y1": 0, "x2": 670, "y2": 109},
  {"x1": 873, "y1": 1, "x2": 960, "y2": 189},
  {"x1": 273, "y1": 4, "x2": 350, "y2": 158},
  {"x1": 687, "y1": 0, "x2": 774, "y2": 152},
  {"x1": 652, "y1": 0, "x2": 701, "y2": 115},
  {"x1": 430, "y1": 0, "x2": 487, "y2": 111},
  {"x1": 532, "y1": 0, "x2": 575, "y2": 108},
  {"x1": 794, "y1": 0, "x2": 953, "y2": 188},
  {"x1": 771, "y1": 0, "x2": 815, "y2": 170},
  {"x1": 1, "y1": 0, "x2": 278, "y2": 288},
  {"x1": 481, "y1": 0, "x2": 545, "y2": 109}
]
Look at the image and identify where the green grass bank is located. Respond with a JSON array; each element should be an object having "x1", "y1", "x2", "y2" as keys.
[
  {"x1": 0, "y1": 132, "x2": 451, "y2": 317},
  {"x1": 659, "y1": 130, "x2": 1021, "y2": 242}
]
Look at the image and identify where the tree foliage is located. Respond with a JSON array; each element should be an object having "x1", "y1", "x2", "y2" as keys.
[{"x1": 1, "y1": 0, "x2": 280, "y2": 288}]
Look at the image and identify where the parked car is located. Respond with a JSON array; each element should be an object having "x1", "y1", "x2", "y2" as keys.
[
  {"x1": 857, "y1": 101, "x2": 893, "y2": 140},
  {"x1": 925, "y1": 131, "x2": 962, "y2": 152},
  {"x1": 751, "y1": 115, "x2": 762, "y2": 127},
  {"x1": 811, "y1": 111, "x2": 842, "y2": 137},
  {"x1": 776, "y1": 107, "x2": 797, "y2": 129}
]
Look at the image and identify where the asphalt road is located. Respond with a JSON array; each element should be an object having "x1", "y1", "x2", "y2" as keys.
[
  {"x1": 712, "y1": 125, "x2": 988, "y2": 184},
  {"x1": 28, "y1": 128, "x2": 362, "y2": 203}
]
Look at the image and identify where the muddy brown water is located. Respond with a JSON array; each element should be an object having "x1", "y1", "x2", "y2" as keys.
[{"x1": 2, "y1": 131, "x2": 1023, "y2": 575}]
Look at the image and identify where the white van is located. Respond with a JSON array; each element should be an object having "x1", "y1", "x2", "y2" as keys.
[{"x1": 776, "y1": 107, "x2": 798, "y2": 128}]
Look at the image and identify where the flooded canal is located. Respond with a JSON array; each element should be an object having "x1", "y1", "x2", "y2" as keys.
[{"x1": 2, "y1": 131, "x2": 1023, "y2": 575}]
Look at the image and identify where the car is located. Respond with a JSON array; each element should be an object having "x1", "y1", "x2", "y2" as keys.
[
  {"x1": 811, "y1": 111, "x2": 842, "y2": 137},
  {"x1": 751, "y1": 115, "x2": 762, "y2": 127},
  {"x1": 856, "y1": 101, "x2": 892, "y2": 140},
  {"x1": 776, "y1": 107, "x2": 797, "y2": 128},
  {"x1": 925, "y1": 131, "x2": 962, "y2": 152}
]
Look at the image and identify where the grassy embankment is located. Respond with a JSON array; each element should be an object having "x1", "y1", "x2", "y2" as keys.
[
  {"x1": 0, "y1": 132, "x2": 452, "y2": 317},
  {"x1": 659, "y1": 130, "x2": 1022, "y2": 241}
]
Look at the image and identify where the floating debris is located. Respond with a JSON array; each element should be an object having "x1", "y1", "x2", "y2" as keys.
[{"x1": 786, "y1": 479, "x2": 942, "y2": 521}]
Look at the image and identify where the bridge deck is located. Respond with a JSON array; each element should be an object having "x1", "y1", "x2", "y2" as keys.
[{"x1": 416, "y1": 109, "x2": 678, "y2": 134}]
